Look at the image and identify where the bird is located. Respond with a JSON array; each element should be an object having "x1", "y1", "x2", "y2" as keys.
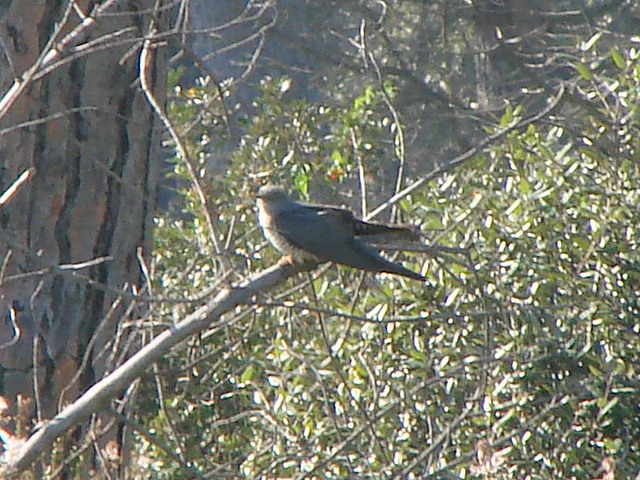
[{"x1": 256, "y1": 185, "x2": 425, "y2": 281}]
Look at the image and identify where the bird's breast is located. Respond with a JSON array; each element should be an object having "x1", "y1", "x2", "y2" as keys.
[
  {"x1": 256, "y1": 200, "x2": 271, "y2": 229},
  {"x1": 257, "y1": 202, "x2": 318, "y2": 262},
  {"x1": 262, "y1": 227, "x2": 318, "y2": 261}
]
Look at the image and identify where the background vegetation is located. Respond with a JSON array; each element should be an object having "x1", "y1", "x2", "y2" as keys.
[
  {"x1": 144, "y1": 11, "x2": 640, "y2": 479},
  {"x1": 1, "y1": 1, "x2": 638, "y2": 479}
]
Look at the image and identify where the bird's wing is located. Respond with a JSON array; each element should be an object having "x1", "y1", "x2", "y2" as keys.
[
  {"x1": 298, "y1": 201, "x2": 420, "y2": 238},
  {"x1": 273, "y1": 205, "x2": 425, "y2": 280},
  {"x1": 272, "y1": 205, "x2": 354, "y2": 262},
  {"x1": 300, "y1": 203, "x2": 418, "y2": 235}
]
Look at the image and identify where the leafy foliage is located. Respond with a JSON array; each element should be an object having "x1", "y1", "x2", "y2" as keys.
[{"x1": 142, "y1": 47, "x2": 640, "y2": 479}]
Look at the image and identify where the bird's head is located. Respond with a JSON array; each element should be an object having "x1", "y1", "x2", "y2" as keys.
[
  {"x1": 256, "y1": 185, "x2": 290, "y2": 203},
  {"x1": 256, "y1": 185, "x2": 297, "y2": 216}
]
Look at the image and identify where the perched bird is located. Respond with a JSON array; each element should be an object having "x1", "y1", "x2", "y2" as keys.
[{"x1": 256, "y1": 185, "x2": 425, "y2": 281}]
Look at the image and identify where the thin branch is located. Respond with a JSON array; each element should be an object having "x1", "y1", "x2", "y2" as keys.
[
  {"x1": 56, "y1": 293, "x2": 127, "y2": 413},
  {"x1": 297, "y1": 363, "x2": 473, "y2": 480},
  {"x1": 0, "y1": 305, "x2": 21, "y2": 352},
  {"x1": 0, "y1": 107, "x2": 98, "y2": 138},
  {"x1": 0, "y1": 168, "x2": 35, "y2": 208},
  {"x1": 139, "y1": 26, "x2": 226, "y2": 261},
  {"x1": 251, "y1": 299, "x2": 585, "y2": 325},
  {"x1": 362, "y1": 20, "x2": 407, "y2": 221},
  {"x1": 0, "y1": 256, "x2": 112, "y2": 284},
  {"x1": 0, "y1": 245, "x2": 232, "y2": 305},
  {"x1": 109, "y1": 408, "x2": 206, "y2": 479},
  {"x1": 0, "y1": 262, "x2": 300, "y2": 475},
  {"x1": 0, "y1": 0, "x2": 126, "y2": 123},
  {"x1": 366, "y1": 84, "x2": 565, "y2": 220},
  {"x1": 350, "y1": 126, "x2": 368, "y2": 216},
  {"x1": 30, "y1": 27, "x2": 138, "y2": 82},
  {"x1": 392, "y1": 403, "x2": 475, "y2": 480}
]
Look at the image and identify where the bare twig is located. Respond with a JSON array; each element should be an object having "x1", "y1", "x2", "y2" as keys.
[
  {"x1": 0, "y1": 262, "x2": 300, "y2": 475},
  {"x1": 350, "y1": 126, "x2": 368, "y2": 216},
  {"x1": 362, "y1": 20, "x2": 408, "y2": 222},
  {"x1": 0, "y1": 0, "x2": 126, "y2": 122},
  {"x1": 366, "y1": 84, "x2": 565, "y2": 220},
  {"x1": 139, "y1": 25, "x2": 225, "y2": 261},
  {"x1": 0, "y1": 107, "x2": 98, "y2": 138},
  {"x1": 0, "y1": 168, "x2": 35, "y2": 208},
  {"x1": 0, "y1": 304, "x2": 21, "y2": 352}
]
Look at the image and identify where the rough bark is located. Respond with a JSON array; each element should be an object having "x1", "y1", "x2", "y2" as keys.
[
  {"x1": 0, "y1": 261, "x2": 299, "y2": 476},
  {"x1": 0, "y1": 0, "x2": 168, "y2": 474}
]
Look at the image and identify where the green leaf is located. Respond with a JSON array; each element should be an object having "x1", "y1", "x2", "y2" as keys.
[
  {"x1": 610, "y1": 49, "x2": 626, "y2": 69},
  {"x1": 603, "y1": 437, "x2": 623, "y2": 452},
  {"x1": 240, "y1": 364, "x2": 255, "y2": 383},
  {"x1": 575, "y1": 63, "x2": 593, "y2": 80},
  {"x1": 499, "y1": 106, "x2": 514, "y2": 127},
  {"x1": 597, "y1": 397, "x2": 619, "y2": 420},
  {"x1": 293, "y1": 168, "x2": 309, "y2": 195}
]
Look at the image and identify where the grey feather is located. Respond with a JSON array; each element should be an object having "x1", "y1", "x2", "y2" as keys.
[{"x1": 256, "y1": 185, "x2": 425, "y2": 281}]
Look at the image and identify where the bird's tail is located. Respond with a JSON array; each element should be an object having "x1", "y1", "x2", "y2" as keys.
[
  {"x1": 353, "y1": 220, "x2": 421, "y2": 240},
  {"x1": 338, "y1": 240, "x2": 425, "y2": 282},
  {"x1": 379, "y1": 261, "x2": 426, "y2": 281}
]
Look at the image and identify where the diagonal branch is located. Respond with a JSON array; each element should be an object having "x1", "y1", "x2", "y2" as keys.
[
  {"x1": 0, "y1": 0, "x2": 126, "y2": 123},
  {"x1": 0, "y1": 262, "x2": 299, "y2": 476},
  {"x1": 366, "y1": 84, "x2": 565, "y2": 220}
]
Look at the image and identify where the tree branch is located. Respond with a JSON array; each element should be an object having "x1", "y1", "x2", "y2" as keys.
[
  {"x1": 366, "y1": 84, "x2": 565, "y2": 220},
  {"x1": 0, "y1": 0, "x2": 126, "y2": 124},
  {"x1": 0, "y1": 262, "x2": 298, "y2": 476}
]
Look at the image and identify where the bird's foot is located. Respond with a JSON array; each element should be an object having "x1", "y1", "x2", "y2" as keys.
[
  {"x1": 278, "y1": 255, "x2": 318, "y2": 271},
  {"x1": 278, "y1": 254, "x2": 296, "y2": 266}
]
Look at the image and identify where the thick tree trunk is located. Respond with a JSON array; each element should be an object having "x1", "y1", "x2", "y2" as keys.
[{"x1": 0, "y1": 0, "x2": 168, "y2": 474}]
